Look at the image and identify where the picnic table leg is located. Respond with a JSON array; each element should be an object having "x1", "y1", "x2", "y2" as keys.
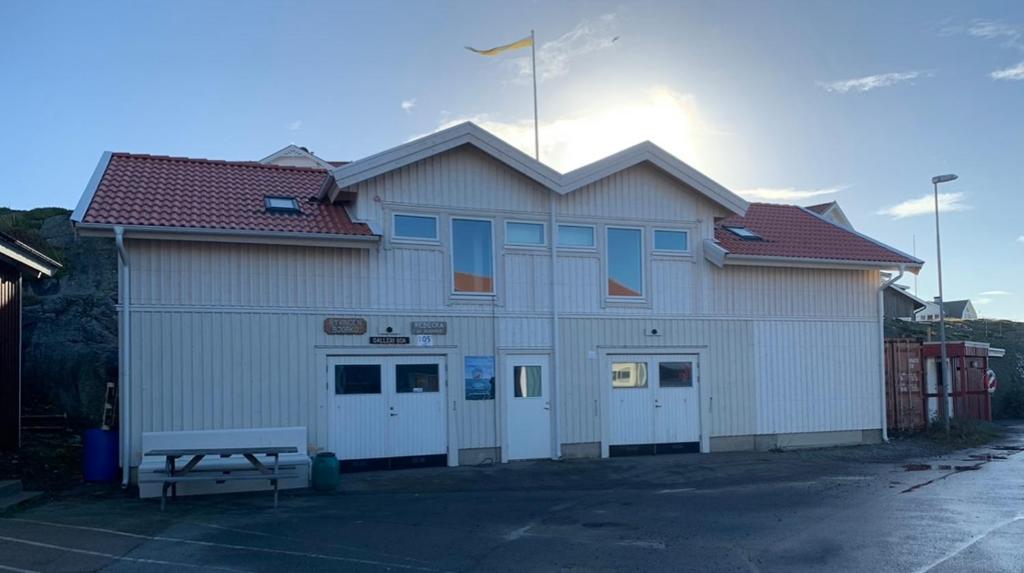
[
  {"x1": 171, "y1": 457, "x2": 178, "y2": 500},
  {"x1": 161, "y1": 481, "x2": 168, "y2": 511},
  {"x1": 273, "y1": 453, "x2": 280, "y2": 509}
]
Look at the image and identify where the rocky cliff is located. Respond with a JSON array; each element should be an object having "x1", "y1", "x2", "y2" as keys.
[{"x1": 2, "y1": 208, "x2": 117, "y2": 427}]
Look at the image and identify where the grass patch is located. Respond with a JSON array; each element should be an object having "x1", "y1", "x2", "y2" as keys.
[{"x1": 925, "y1": 417, "x2": 1004, "y2": 448}]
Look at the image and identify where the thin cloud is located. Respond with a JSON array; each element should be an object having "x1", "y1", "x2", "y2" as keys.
[
  {"x1": 967, "y1": 20, "x2": 1023, "y2": 49},
  {"x1": 991, "y1": 61, "x2": 1024, "y2": 80},
  {"x1": 287, "y1": 120, "x2": 302, "y2": 131},
  {"x1": 979, "y1": 290, "x2": 1012, "y2": 296},
  {"x1": 817, "y1": 71, "x2": 926, "y2": 94},
  {"x1": 736, "y1": 186, "x2": 843, "y2": 202},
  {"x1": 975, "y1": 297, "x2": 993, "y2": 306},
  {"x1": 510, "y1": 14, "x2": 619, "y2": 82},
  {"x1": 1017, "y1": 235, "x2": 1024, "y2": 243},
  {"x1": 401, "y1": 99, "x2": 417, "y2": 114},
  {"x1": 878, "y1": 192, "x2": 970, "y2": 219}
]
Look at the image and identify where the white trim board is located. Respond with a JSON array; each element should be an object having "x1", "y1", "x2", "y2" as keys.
[{"x1": 328, "y1": 122, "x2": 750, "y2": 216}]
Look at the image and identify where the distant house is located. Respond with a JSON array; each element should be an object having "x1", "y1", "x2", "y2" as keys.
[
  {"x1": 883, "y1": 283, "x2": 927, "y2": 321},
  {"x1": 916, "y1": 297, "x2": 978, "y2": 321},
  {"x1": 0, "y1": 232, "x2": 60, "y2": 450}
]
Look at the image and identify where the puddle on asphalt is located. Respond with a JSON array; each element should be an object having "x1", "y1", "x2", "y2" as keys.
[
  {"x1": 904, "y1": 464, "x2": 932, "y2": 471},
  {"x1": 902, "y1": 463, "x2": 981, "y2": 472}
]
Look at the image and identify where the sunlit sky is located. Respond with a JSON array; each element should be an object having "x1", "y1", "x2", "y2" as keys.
[{"x1": 3, "y1": 1, "x2": 1023, "y2": 319}]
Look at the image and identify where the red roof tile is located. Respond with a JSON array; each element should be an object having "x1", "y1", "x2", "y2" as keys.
[
  {"x1": 82, "y1": 153, "x2": 373, "y2": 237},
  {"x1": 715, "y1": 203, "x2": 920, "y2": 265}
]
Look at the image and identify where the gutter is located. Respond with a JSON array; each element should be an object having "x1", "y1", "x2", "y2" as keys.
[
  {"x1": 549, "y1": 194, "x2": 560, "y2": 459},
  {"x1": 878, "y1": 265, "x2": 905, "y2": 443},
  {"x1": 114, "y1": 227, "x2": 131, "y2": 488}
]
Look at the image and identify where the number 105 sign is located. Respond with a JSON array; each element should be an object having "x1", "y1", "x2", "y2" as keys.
[{"x1": 416, "y1": 335, "x2": 434, "y2": 347}]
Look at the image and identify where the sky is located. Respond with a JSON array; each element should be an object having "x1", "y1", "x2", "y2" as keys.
[{"x1": 2, "y1": 1, "x2": 1022, "y2": 319}]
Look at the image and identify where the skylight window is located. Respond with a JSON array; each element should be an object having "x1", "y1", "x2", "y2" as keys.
[
  {"x1": 724, "y1": 226, "x2": 762, "y2": 240},
  {"x1": 265, "y1": 196, "x2": 300, "y2": 213}
]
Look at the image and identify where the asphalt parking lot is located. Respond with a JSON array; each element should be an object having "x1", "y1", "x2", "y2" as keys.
[{"x1": 2, "y1": 425, "x2": 1023, "y2": 572}]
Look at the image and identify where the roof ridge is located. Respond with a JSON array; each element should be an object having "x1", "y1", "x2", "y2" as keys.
[{"x1": 109, "y1": 152, "x2": 329, "y2": 173}]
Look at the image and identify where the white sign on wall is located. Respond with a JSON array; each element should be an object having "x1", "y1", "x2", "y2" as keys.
[{"x1": 416, "y1": 334, "x2": 434, "y2": 347}]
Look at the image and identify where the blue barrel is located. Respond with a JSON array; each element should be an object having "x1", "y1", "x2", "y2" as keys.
[
  {"x1": 311, "y1": 452, "x2": 340, "y2": 491},
  {"x1": 83, "y1": 429, "x2": 119, "y2": 483}
]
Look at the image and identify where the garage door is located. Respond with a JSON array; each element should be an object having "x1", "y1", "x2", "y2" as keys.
[
  {"x1": 608, "y1": 354, "x2": 700, "y2": 447},
  {"x1": 328, "y1": 355, "x2": 447, "y2": 461}
]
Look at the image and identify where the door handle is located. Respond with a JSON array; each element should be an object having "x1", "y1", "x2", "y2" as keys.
[
  {"x1": 544, "y1": 402, "x2": 550, "y2": 410},
  {"x1": 389, "y1": 407, "x2": 397, "y2": 417},
  {"x1": 654, "y1": 401, "x2": 662, "y2": 408}
]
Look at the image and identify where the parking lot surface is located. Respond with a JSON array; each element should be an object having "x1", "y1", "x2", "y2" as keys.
[{"x1": 2, "y1": 425, "x2": 1023, "y2": 572}]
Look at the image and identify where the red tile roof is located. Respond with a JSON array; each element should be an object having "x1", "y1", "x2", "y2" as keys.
[
  {"x1": 715, "y1": 203, "x2": 920, "y2": 265},
  {"x1": 81, "y1": 153, "x2": 373, "y2": 237}
]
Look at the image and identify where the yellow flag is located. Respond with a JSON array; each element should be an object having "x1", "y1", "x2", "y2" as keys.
[{"x1": 465, "y1": 35, "x2": 533, "y2": 56}]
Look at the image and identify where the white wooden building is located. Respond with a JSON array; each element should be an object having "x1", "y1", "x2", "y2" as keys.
[{"x1": 71, "y1": 123, "x2": 922, "y2": 480}]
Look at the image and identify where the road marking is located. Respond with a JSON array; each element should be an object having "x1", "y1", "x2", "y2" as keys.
[
  {"x1": 0, "y1": 564, "x2": 42, "y2": 573},
  {"x1": 189, "y1": 521, "x2": 433, "y2": 564},
  {"x1": 615, "y1": 540, "x2": 666, "y2": 549},
  {"x1": 0, "y1": 535, "x2": 243, "y2": 572},
  {"x1": 912, "y1": 514, "x2": 1024, "y2": 573},
  {"x1": 505, "y1": 522, "x2": 535, "y2": 540},
  {"x1": 656, "y1": 488, "x2": 696, "y2": 494},
  {"x1": 6, "y1": 519, "x2": 447, "y2": 572}
]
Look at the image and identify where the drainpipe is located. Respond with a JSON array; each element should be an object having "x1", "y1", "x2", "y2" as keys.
[
  {"x1": 114, "y1": 227, "x2": 131, "y2": 488},
  {"x1": 878, "y1": 265, "x2": 905, "y2": 443},
  {"x1": 549, "y1": 195, "x2": 560, "y2": 459}
]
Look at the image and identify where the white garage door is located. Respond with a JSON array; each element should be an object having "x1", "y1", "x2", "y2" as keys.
[
  {"x1": 328, "y1": 355, "x2": 447, "y2": 461},
  {"x1": 608, "y1": 354, "x2": 700, "y2": 447}
]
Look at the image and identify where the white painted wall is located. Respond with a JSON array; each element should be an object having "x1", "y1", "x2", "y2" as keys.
[{"x1": 117, "y1": 146, "x2": 886, "y2": 465}]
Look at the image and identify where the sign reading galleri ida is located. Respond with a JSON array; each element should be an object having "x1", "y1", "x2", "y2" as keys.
[
  {"x1": 464, "y1": 356, "x2": 495, "y2": 400},
  {"x1": 369, "y1": 336, "x2": 411, "y2": 345}
]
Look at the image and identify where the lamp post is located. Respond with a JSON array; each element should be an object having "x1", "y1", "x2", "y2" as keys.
[{"x1": 931, "y1": 173, "x2": 957, "y2": 437}]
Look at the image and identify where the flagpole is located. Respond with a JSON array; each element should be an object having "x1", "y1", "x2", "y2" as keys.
[{"x1": 531, "y1": 29, "x2": 539, "y2": 161}]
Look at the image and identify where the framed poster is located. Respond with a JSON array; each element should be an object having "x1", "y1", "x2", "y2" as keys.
[{"x1": 464, "y1": 356, "x2": 495, "y2": 400}]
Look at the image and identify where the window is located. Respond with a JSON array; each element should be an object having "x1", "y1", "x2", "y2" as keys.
[
  {"x1": 607, "y1": 227, "x2": 643, "y2": 298},
  {"x1": 334, "y1": 365, "x2": 381, "y2": 395},
  {"x1": 558, "y1": 225, "x2": 595, "y2": 248},
  {"x1": 654, "y1": 230, "x2": 689, "y2": 253},
  {"x1": 612, "y1": 362, "x2": 648, "y2": 388},
  {"x1": 265, "y1": 196, "x2": 300, "y2": 213},
  {"x1": 513, "y1": 365, "x2": 543, "y2": 398},
  {"x1": 393, "y1": 214, "x2": 438, "y2": 241},
  {"x1": 723, "y1": 226, "x2": 762, "y2": 240},
  {"x1": 396, "y1": 363, "x2": 440, "y2": 393},
  {"x1": 506, "y1": 221, "x2": 545, "y2": 246},
  {"x1": 451, "y1": 218, "x2": 494, "y2": 294},
  {"x1": 659, "y1": 362, "x2": 693, "y2": 388}
]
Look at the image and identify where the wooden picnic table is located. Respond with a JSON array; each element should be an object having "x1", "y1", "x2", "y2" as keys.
[{"x1": 143, "y1": 446, "x2": 299, "y2": 510}]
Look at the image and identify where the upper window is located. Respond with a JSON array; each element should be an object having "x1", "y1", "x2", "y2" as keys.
[
  {"x1": 723, "y1": 226, "x2": 762, "y2": 240},
  {"x1": 506, "y1": 221, "x2": 545, "y2": 246},
  {"x1": 452, "y1": 218, "x2": 494, "y2": 294},
  {"x1": 607, "y1": 227, "x2": 643, "y2": 298},
  {"x1": 265, "y1": 196, "x2": 300, "y2": 213},
  {"x1": 654, "y1": 230, "x2": 689, "y2": 253},
  {"x1": 395, "y1": 363, "x2": 440, "y2": 393},
  {"x1": 558, "y1": 224, "x2": 595, "y2": 248},
  {"x1": 393, "y1": 214, "x2": 438, "y2": 241}
]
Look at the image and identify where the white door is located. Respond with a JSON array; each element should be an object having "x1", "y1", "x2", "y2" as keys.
[
  {"x1": 608, "y1": 354, "x2": 700, "y2": 447},
  {"x1": 654, "y1": 357, "x2": 700, "y2": 443},
  {"x1": 328, "y1": 356, "x2": 447, "y2": 461},
  {"x1": 609, "y1": 355, "x2": 656, "y2": 446},
  {"x1": 506, "y1": 355, "x2": 551, "y2": 460}
]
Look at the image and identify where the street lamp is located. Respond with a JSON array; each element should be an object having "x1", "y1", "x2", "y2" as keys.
[{"x1": 931, "y1": 173, "x2": 957, "y2": 437}]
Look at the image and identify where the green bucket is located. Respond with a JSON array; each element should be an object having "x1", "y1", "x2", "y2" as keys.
[{"x1": 311, "y1": 452, "x2": 340, "y2": 492}]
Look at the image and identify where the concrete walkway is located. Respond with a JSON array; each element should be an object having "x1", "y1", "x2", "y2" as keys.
[{"x1": 1, "y1": 425, "x2": 1022, "y2": 572}]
